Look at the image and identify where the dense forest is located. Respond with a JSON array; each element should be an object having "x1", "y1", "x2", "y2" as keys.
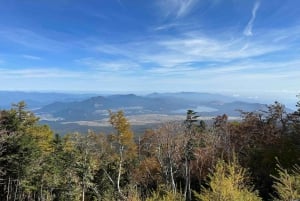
[{"x1": 0, "y1": 98, "x2": 300, "y2": 201}]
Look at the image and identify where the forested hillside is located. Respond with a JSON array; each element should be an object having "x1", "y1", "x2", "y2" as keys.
[{"x1": 0, "y1": 98, "x2": 300, "y2": 201}]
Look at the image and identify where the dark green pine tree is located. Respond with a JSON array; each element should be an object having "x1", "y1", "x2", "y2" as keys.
[
  {"x1": 0, "y1": 102, "x2": 41, "y2": 200},
  {"x1": 183, "y1": 110, "x2": 199, "y2": 201}
]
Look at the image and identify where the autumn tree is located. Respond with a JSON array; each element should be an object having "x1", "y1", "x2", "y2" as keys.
[
  {"x1": 272, "y1": 164, "x2": 300, "y2": 201},
  {"x1": 155, "y1": 123, "x2": 183, "y2": 193},
  {"x1": 107, "y1": 110, "x2": 137, "y2": 200},
  {"x1": 195, "y1": 157, "x2": 262, "y2": 201},
  {"x1": 191, "y1": 126, "x2": 219, "y2": 189},
  {"x1": 133, "y1": 129, "x2": 163, "y2": 197}
]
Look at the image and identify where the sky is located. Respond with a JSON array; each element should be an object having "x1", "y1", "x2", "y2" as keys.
[{"x1": 0, "y1": 0, "x2": 299, "y2": 106}]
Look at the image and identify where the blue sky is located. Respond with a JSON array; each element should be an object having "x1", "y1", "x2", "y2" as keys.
[{"x1": 0, "y1": 0, "x2": 299, "y2": 105}]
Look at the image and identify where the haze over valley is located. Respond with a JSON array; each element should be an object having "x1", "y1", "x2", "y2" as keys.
[{"x1": 1, "y1": 91, "x2": 275, "y2": 134}]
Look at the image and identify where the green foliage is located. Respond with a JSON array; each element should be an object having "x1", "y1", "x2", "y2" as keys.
[
  {"x1": 0, "y1": 102, "x2": 43, "y2": 200},
  {"x1": 195, "y1": 158, "x2": 262, "y2": 201},
  {"x1": 146, "y1": 185, "x2": 184, "y2": 201},
  {"x1": 0, "y1": 101, "x2": 39, "y2": 133},
  {"x1": 272, "y1": 164, "x2": 300, "y2": 201}
]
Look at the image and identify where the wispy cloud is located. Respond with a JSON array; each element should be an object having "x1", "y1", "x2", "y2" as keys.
[
  {"x1": 22, "y1": 55, "x2": 42, "y2": 60},
  {"x1": 151, "y1": 35, "x2": 281, "y2": 64},
  {"x1": 79, "y1": 25, "x2": 300, "y2": 95},
  {"x1": 91, "y1": 31, "x2": 284, "y2": 71},
  {"x1": 0, "y1": 28, "x2": 66, "y2": 51},
  {"x1": 139, "y1": 58, "x2": 300, "y2": 95},
  {"x1": 75, "y1": 57, "x2": 140, "y2": 72},
  {"x1": 153, "y1": 23, "x2": 182, "y2": 31},
  {"x1": 244, "y1": 1, "x2": 260, "y2": 36},
  {"x1": 157, "y1": 0, "x2": 198, "y2": 18},
  {"x1": 0, "y1": 68, "x2": 85, "y2": 78}
]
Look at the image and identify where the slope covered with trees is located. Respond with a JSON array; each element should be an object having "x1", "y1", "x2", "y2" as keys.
[{"x1": 0, "y1": 97, "x2": 300, "y2": 200}]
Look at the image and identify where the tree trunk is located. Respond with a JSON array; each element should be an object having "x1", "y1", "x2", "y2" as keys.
[
  {"x1": 187, "y1": 161, "x2": 191, "y2": 201},
  {"x1": 170, "y1": 164, "x2": 176, "y2": 193},
  {"x1": 117, "y1": 145, "x2": 126, "y2": 200},
  {"x1": 40, "y1": 183, "x2": 43, "y2": 201},
  {"x1": 184, "y1": 156, "x2": 192, "y2": 201},
  {"x1": 82, "y1": 184, "x2": 85, "y2": 201},
  {"x1": 13, "y1": 179, "x2": 19, "y2": 201},
  {"x1": 184, "y1": 157, "x2": 188, "y2": 200},
  {"x1": 7, "y1": 177, "x2": 10, "y2": 201}
]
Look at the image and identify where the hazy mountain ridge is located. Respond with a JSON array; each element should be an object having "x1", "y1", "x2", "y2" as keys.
[
  {"x1": 0, "y1": 91, "x2": 98, "y2": 109},
  {"x1": 1, "y1": 91, "x2": 273, "y2": 134},
  {"x1": 147, "y1": 92, "x2": 237, "y2": 103},
  {"x1": 36, "y1": 92, "x2": 268, "y2": 122},
  {"x1": 37, "y1": 94, "x2": 191, "y2": 121}
]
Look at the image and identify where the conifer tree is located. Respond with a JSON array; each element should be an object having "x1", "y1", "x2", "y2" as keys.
[
  {"x1": 272, "y1": 164, "x2": 300, "y2": 201},
  {"x1": 195, "y1": 158, "x2": 262, "y2": 201}
]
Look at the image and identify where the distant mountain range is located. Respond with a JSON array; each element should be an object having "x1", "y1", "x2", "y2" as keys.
[
  {"x1": 1, "y1": 91, "x2": 274, "y2": 134},
  {"x1": 0, "y1": 91, "x2": 98, "y2": 109},
  {"x1": 34, "y1": 92, "x2": 267, "y2": 121}
]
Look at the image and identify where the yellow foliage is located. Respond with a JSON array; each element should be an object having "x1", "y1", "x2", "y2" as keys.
[
  {"x1": 146, "y1": 186, "x2": 184, "y2": 201},
  {"x1": 195, "y1": 158, "x2": 262, "y2": 201},
  {"x1": 26, "y1": 125, "x2": 54, "y2": 154},
  {"x1": 272, "y1": 164, "x2": 300, "y2": 201},
  {"x1": 109, "y1": 110, "x2": 137, "y2": 160},
  {"x1": 63, "y1": 134, "x2": 77, "y2": 152}
]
